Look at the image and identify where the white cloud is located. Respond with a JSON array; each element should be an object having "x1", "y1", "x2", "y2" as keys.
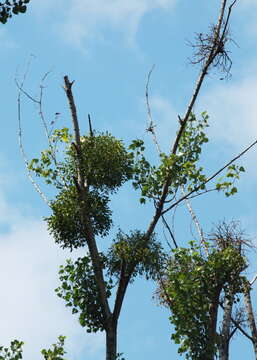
[
  {"x1": 194, "y1": 71, "x2": 257, "y2": 186},
  {"x1": 0, "y1": 191, "x2": 104, "y2": 360},
  {"x1": 54, "y1": 0, "x2": 176, "y2": 49},
  {"x1": 198, "y1": 76, "x2": 257, "y2": 148}
]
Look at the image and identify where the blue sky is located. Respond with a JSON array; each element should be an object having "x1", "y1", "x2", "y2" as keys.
[{"x1": 0, "y1": 1, "x2": 257, "y2": 359}]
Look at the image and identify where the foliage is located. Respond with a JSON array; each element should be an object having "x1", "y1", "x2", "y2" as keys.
[
  {"x1": 0, "y1": 340, "x2": 23, "y2": 360},
  {"x1": 161, "y1": 242, "x2": 247, "y2": 359},
  {"x1": 29, "y1": 132, "x2": 133, "y2": 249},
  {"x1": 55, "y1": 230, "x2": 165, "y2": 332},
  {"x1": 216, "y1": 164, "x2": 245, "y2": 197},
  {"x1": 41, "y1": 336, "x2": 67, "y2": 360},
  {"x1": 55, "y1": 255, "x2": 113, "y2": 333},
  {"x1": 76, "y1": 134, "x2": 133, "y2": 193},
  {"x1": 29, "y1": 131, "x2": 133, "y2": 192},
  {"x1": 129, "y1": 112, "x2": 208, "y2": 203},
  {"x1": 129, "y1": 112, "x2": 244, "y2": 204},
  {"x1": 46, "y1": 186, "x2": 112, "y2": 249},
  {"x1": 0, "y1": 0, "x2": 30, "y2": 24},
  {"x1": 0, "y1": 337, "x2": 67, "y2": 360},
  {"x1": 107, "y1": 230, "x2": 165, "y2": 281}
]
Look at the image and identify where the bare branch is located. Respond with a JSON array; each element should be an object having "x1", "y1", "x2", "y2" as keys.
[
  {"x1": 145, "y1": 65, "x2": 162, "y2": 154},
  {"x1": 250, "y1": 275, "x2": 257, "y2": 286},
  {"x1": 88, "y1": 114, "x2": 94, "y2": 137},
  {"x1": 16, "y1": 59, "x2": 50, "y2": 206},
  {"x1": 161, "y1": 215, "x2": 178, "y2": 249},
  {"x1": 162, "y1": 138, "x2": 257, "y2": 215},
  {"x1": 180, "y1": 185, "x2": 208, "y2": 255}
]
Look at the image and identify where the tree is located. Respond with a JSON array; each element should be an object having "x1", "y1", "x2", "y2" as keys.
[
  {"x1": 0, "y1": 0, "x2": 30, "y2": 24},
  {"x1": 157, "y1": 221, "x2": 252, "y2": 360},
  {"x1": 13, "y1": 0, "x2": 257, "y2": 359},
  {"x1": 0, "y1": 337, "x2": 67, "y2": 360}
]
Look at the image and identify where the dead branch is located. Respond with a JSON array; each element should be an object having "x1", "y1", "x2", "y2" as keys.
[
  {"x1": 145, "y1": 64, "x2": 162, "y2": 154},
  {"x1": 181, "y1": 185, "x2": 208, "y2": 255},
  {"x1": 16, "y1": 59, "x2": 50, "y2": 205}
]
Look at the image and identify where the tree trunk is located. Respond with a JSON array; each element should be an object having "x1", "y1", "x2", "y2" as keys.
[
  {"x1": 106, "y1": 319, "x2": 118, "y2": 360},
  {"x1": 206, "y1": 285, "x2": 223, "y2": 360},
  {"x1": 244, "y1": 288, "x2": 257, "y2": 359},
  {"x1": 219, "y1": 297, "x2": 233, "y2": 360}
]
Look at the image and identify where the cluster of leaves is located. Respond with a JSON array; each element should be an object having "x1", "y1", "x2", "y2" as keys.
[
  {"x1": 29, "y1": 130, "x2": 133, "y2": 249},
  {"x1": 76, "y1": 134, "x2": 133, "y2": 193},
  {"x1": 55, "y1": 255, "x2": 113, "y2": 333},
  {"x1": 0, "y1": 337, "x2": 66, "y2": 360},
  {"x1": 0, "y1": 340, "x2": 23, "y2": 360},
  {"x1": 129, "y1": 112, "x2": 245, "y2": 203},
  {"x1": 41, "y1": 336, "x2": 66, "y2": 360},
  {"x1": 46, "y1": 186, "x2": 112, "y2": 249},
  {"x1": 107, "y1": 230, "x2": 166, "y2": 281},
  {"x1": 0, "y1": 0, "x2": 30, "y2": 24},
  {"x1": 177, "y1": 112, "x2": 209, "y2": 191},
  {"x1": 129, "y1": 113, "x2": 209, "y2": 203},
  {"x1": 29, "y1": 130, "x2": 133, "y2": 191},
  {"x1": 216, "y1": 163, "x2": 245, "y2": 197},
  {"x1": 161, "y1": 242, "x2": 247, "y2": 360}
]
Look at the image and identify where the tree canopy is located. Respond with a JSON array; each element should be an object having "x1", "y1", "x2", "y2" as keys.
[{"x1": 0, "y1": 0, "x2": 30, "y2": 24}]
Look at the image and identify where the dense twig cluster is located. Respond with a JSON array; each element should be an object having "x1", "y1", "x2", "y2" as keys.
[{"x1": 188, "y1": 24, "x2": 233, "y2": 77}]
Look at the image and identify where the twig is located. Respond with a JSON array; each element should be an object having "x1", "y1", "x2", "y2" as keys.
[
  {"x1": 162, "y1": 138, "x2": 257, "y2": 215},
  {"x1": 16, "y1": 58, "x2": 50, "y2": 205},
  {"x1": 250, "y1": 275, "x2": 257, "y2": 286},
  {"x1": 180, "y1": 185, "x2": 208, "y2": 255},
  {"x1": 145, "y1": 64, "x2": 162, "y2": 154},
  {"x1": 161, "y1": 215, "x2": 178, "y2": 248},
  {"x1": 88, "y1": 114, "x2": 94, "y2": 137}
]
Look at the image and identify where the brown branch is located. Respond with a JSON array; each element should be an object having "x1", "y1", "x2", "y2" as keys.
[
  {"x1": 63, "y1": 76, "x2": 82, "y2": 155},
  {"x1": 250, "y1": 274, "x2": 257, "y2": 286},
  {"x1": 113, "y1": 263, "x2": 130, "y2": 322},
  {"x1": 157, "y1": 275, "x2": 175, "y2": 310},
  {"x1": 88, "y1": 114, "x2": 94, "y2": 137},
  {"x1": 171, "y1": 0, "x2": 229, "y2": 156},
  {"x1": 161, "y1": 215, "x2": 178, "y2": 248},
  {"x1": 63, "y1": 75, "x2": 112, "y2": 324}
]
